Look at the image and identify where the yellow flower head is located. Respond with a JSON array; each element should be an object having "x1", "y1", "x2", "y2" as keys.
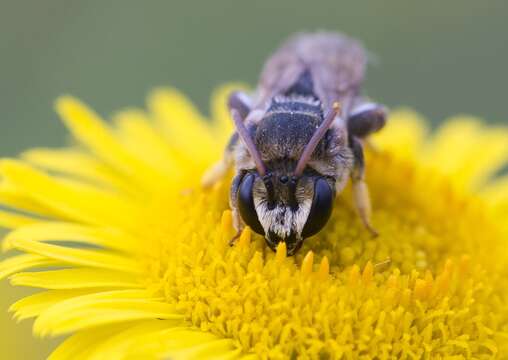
[{"x1": 1, "y1": 86, "x2": 508, "y2": 359}]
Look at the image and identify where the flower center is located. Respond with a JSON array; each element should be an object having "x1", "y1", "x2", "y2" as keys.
[{"x1": 139, "y1": 150, "x2": 507, "y2": 356}]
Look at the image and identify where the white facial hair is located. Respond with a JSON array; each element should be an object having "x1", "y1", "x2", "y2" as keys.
[{"x1": 254, "y1": 197, "x2": 312, "y2": 239}]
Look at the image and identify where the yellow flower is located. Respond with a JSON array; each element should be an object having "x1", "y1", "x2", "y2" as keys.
[{"x1": 1, "y1": 86, "x2": 508, "y2": 359}]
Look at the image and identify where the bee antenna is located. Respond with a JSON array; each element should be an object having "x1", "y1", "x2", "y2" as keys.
[
  {"x1": 231, "y1": 109, "x2": 267, "y2": 176},
  {"x1": 294, "y1": 102, "x2": 341, "y2": 176}
]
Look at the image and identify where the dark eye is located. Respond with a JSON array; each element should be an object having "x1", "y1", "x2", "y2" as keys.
[
  {"x1": 301, "y1": 178, "x2": 334, "y2": 238},
  {"x1": 237, "y1": 173, "x2": 265, "y2": 235}
]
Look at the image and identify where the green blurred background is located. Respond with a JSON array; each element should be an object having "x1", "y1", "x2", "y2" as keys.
[{"x1": 1, "y1": 0, "x2": 507, "y2": 358}]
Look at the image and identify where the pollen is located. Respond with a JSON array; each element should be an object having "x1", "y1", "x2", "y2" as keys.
[{"x1": 1, "y1": 87, "x2": 508, "y2": 359}]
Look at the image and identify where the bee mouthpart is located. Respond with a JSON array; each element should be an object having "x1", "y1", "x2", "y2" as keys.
[{"x1": 266, "y1": 231, "x2": 303, "y2": 256}]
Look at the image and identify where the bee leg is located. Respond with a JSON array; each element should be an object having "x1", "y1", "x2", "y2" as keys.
[
  {"x1": 201, "y1": 150, "x2": 234, "y2": 188},
  {"x1": 350, "y1": 136, "x2": 379, "y2": 237},
  {"x1": 229, "y1": 229, "x2": 242, "y2": 246},
  {"x1": 202, "y1": 91, "x2": 253, "y2": 188},
  {"x1": 229, "y1": 210, "x2": 247, "y2": 246},
  {"x1": 364, "y1": 138, "x2": 380, "y2": 153},
  {"x1": 347, "y1": 102, "x2": 387, "y2": 139},
  {"x1": 228, "y1": 174, "x2": 245, "y2": 246},
  {"x1": 353, "y1": 179, "x2": 378, "y2": 237}
]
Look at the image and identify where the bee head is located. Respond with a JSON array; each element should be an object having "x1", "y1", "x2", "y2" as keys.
[
  {"x1": 237, "y1": 169, "x2": 334, "y2": 255},
  {"x1": 231, "y1": 101, "x2": 341, "y2": 255}
]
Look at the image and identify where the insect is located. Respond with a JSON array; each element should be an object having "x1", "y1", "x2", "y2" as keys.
[{"x1": 203, "y1": 32, "x2": 387, "y2": 255}]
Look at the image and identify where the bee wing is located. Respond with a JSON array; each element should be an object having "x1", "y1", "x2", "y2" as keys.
[
  {"x1": 255, "y1": 39, "x2": 307, "y2": 107},
  {"x1": 257, "y1": 32, "x2": 367, "y2": 112}
]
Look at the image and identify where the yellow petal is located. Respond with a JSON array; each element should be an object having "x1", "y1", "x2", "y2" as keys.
[
  {"x1": 33, "y1": 290, "x2": 182, "y2": 336},
  {"x1": 0, "y1": 159, "x2": 139, "y2": 229},
  {"x1": 10, "y1": 289, "x2": 98, "y2": 320},
  {"x1": 0, "y1": 254, "x2": 61, "y2": 280},
  {"x1": 113, "y1": 110, "x2": 183, "y2": 182},
  {"x1": 10, "y1": 268, "x2": 142, "y2": 289},
  {"x1": 0, "y1": 181, "x2": 58, "y2": 218},
  {"x1": 125, "y1": 328, "x2": 235, "y2": 360},
  {"x1": 372, "y1": 109, "x2": 428, "y2": 159},
  {"x1": 22, "y1": 148, "x2": 138, "y2": 196},
  {"x1": 56, "y1": 96, "x2": 166, "y2": 187},
  {"x1": 49, "y1": 323, "x2": 135, "y2": 360},
  {"x1": 148, "y1": 88, "x2": 218, "y2": 166},
  {"x1": 423, "y1": 117, "x2": 508, "y2": 190},
  {"x1": 0, "y1": 209, "x2": 38, "y2": 229},
  {"x1": 168, "y1": 339, "x2": 240, "y2": 360},
  {"x1": 8, "y1": 237, "x2": 142, "y2": 274},
  {"x1": 3, "y1": 222, "x2": 140, "y2": 253},
  {"x1": 86, "y1": 320, "x2": 186, "y2": 360},
  {"x1": 482, "y1": 174, "x2": 508, "y2": 207}
]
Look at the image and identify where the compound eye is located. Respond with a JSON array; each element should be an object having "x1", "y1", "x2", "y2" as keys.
[
  {"x1": 301, "y1": 178, "x2": 334, "y2": 238},
  {"x1": 237, "y1": 173, "x2": 265, "y2": 235}
]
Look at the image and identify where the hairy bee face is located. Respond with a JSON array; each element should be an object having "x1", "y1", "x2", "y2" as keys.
[{"x1": 237, "y1": 170, "x2": 335, "y2": 255}]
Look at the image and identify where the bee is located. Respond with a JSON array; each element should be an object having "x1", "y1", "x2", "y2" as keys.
[{"x1": 203, "y1": 32, "x2": 387, "y2": 255}]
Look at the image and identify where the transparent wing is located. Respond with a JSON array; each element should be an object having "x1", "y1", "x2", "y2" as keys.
[{"x1": 256, "y1": 32, "x2": 367, "y2": 111}]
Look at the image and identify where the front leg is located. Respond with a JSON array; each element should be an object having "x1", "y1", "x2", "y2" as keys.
[
  {"x1": 201, "y1": 91, "x2": 252, "y2": 188},
  {"x1": 201, "y1": 146, "x2": 234, "y2": 188},
  {"x1": 229, "y1": 209, "x2": 244, "y2": 246},
  {"x1": 229, "y1": 172, "x2": 246, "y2": 245},
  {"x1": 350, "y1": 136, "x2": 378, "y2": 236}
]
